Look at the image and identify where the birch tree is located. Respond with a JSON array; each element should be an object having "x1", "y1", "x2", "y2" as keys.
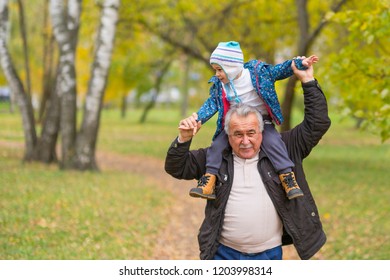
[
  {"x1": 73, "y1": 0, "x2": 120, "y2": 170},
  {"x1": 1, "y1": 0, "x2": 120, "y2": 171},
  {"x1": 49, "y1": 0, "x2": 81, "y2": 168},
  {"x1": 0, "y1": 0, "x2": 37, "y2": 160}
]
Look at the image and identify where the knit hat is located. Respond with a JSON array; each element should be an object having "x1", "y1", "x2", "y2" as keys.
[
  {"x1": 210, "y1": 41, "x2": 244, "y2": 81},
  {"x1": 210, "y1": 41, "x2": 244, "y2": 103}
]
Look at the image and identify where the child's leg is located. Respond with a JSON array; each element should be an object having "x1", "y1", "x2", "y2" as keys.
[
  {"x1": 262, "y1": 122, "x2": 304, "y2": 199},
  {"x1": 189, "y1": 131, "x2": 228, "y2": 200},
  {"x1": 206, "y1": 131, "x2": 228, "y2": 174},
  {"x1": 261, "y1": 122, "x2": 294, "y2": 172}
]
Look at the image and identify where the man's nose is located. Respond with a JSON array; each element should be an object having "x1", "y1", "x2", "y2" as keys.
[{"x1": 241, "y1": 135, "x2": 250, "y2": 144}]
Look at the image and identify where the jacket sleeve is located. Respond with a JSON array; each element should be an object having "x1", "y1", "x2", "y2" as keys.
[
  {"x1": 164, "y1": 138, "x2": 207, "y2": 181},
  {"x1": 196, "y1": 83, "x2": 219, "y2": 124},
  {"x1": 197, "y1": 95, "x2": 218, "y2": 124},
  {"x1": 281, "y1": 80, "x2": 331, "y2": 160},
  {"x1": 268, "y1": 58, "x2": 307, "y2": 81}
]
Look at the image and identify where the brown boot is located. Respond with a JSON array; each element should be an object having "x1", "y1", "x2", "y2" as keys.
[
  {"x1": 189, "y1": 173, "x2": 216, "y2": 200},
  {"x1": 279, "y1": 172, "x2": 304, "y2": 200}
]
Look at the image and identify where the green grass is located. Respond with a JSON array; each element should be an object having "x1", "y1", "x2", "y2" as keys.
[
  {"x1": 303, "y1": 115, "x2": 390, "y2": 259},
  {"x1": 0, "y1": 163, "x2": 171, "y2": 259},
  {"x1": 0, "y1": 105, "x2": 389, "y2": 259},
  {"x1": 0, "y1": 129, "x2": 172, "y2": 259}
]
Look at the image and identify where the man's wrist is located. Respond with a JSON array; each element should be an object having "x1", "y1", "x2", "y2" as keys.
[
  {"x1": 177, "y1": 135, "x2": 192, "y2": 143},
  {"x1": 301, "y1": 78, "x2": 316, "y2": 86},
  {"x1": 301, "y1": 78, "x2": 315, "y2": 84}
]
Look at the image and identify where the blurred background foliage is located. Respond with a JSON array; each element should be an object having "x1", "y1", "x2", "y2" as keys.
[{"x1": 0, "y1": 0, "x2": 389, "y2": 141}]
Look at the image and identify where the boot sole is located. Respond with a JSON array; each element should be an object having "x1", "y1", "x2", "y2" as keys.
[
  {"x1": 287, "y1": 191, "x2": 304, "y2": 200},
  {"x1": 189, "y1": 191, "x2": 216, "y2": 200}
]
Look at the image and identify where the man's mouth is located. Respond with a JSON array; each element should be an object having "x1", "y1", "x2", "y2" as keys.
[{"x1": 239, "y1": 145, "x2": 253, "y2": 149}]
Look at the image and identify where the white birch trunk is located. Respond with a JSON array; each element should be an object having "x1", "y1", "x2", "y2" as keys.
[
  {"x1": 74, "y1": 0, "x2": 120, "y2": 170},
  {"x1": 50, "y1": 0, "x2": 81, "y2": 168},
  {"x1": 0, "y1": 0, "x2": 37, "y2": 160}
]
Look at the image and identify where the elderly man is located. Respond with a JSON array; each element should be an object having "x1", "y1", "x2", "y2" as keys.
[{"x1": 165, "y1": 61, "x2": 331, "y2": 260}]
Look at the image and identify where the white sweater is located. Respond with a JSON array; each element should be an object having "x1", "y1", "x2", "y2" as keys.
[{"x1": 219, "y1": 153, "x2": 283, "y2": 254}]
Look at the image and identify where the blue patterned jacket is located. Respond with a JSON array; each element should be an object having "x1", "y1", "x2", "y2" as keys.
[{"x1": 197, "y1": 58, "x2": 306, "y2": 140}]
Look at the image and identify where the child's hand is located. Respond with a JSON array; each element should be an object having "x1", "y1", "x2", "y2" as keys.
[
  {"x1": 302, "y1": 55, "x2": 319, "y2": 67},
  {"x1": 178, "y1": 113, "x2": 202, "y2": 142}
]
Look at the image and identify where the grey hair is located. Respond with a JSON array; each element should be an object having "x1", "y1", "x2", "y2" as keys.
[{"x1": 224, "y1": 104, "x2": 264, "y2": 135}]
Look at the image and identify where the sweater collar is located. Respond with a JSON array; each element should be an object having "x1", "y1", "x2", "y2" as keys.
[{"x1": 232, "y1": 152, "x2": 259, "y2": 165}]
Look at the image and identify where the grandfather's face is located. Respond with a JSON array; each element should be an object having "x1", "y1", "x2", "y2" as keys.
[{"x1": 227, "y1": 112, "x2": 262, "y2": 159}]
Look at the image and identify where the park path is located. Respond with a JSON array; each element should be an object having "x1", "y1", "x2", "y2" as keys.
[
  {"x1": 97, "y1": 151, "x2": 205, "y2": 259},
  {"x1": 97, "y1": 151, "x2": 300, "y2": 260}
]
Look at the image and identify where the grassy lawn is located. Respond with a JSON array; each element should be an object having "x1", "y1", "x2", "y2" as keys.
[
  {"x1": 304, "y1": 116, "x2": 390, "y2": 259},
  {"x1": 0, "y1": 150, "x2": 171, "y2": 259},
  {"x1": 0, "y1": 104, "x2": 389, "y2": 259}
]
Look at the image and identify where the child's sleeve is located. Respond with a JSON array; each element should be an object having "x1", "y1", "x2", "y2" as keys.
[
  {"x1": 268, "y1": 58, "x2": 308, "y2": 81},
  {"x1": 196, "y1": 95, "x2": 218, "y2": 124}
]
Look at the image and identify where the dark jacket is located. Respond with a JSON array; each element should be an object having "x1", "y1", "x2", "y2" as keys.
[{"x1": 165, "y1": 80, "x2": 331, "y2": 260}]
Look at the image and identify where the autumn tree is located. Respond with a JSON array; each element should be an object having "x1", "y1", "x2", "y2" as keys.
[{"x1": 324, "y1": 0, "x2": 390, "y2": 141}]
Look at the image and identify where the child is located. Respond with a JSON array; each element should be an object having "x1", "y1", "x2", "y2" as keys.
[{"x1": 182, "y1": 41, "x2": 318, "y2": 200}]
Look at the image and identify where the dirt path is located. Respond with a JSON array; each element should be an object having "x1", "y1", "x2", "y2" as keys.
[
  {"x1": 97, "y1": 152, "x2": 205, "y2": 260},
  {"x1": 97, "y1": 151, "x2": 300, "y2": 260}
]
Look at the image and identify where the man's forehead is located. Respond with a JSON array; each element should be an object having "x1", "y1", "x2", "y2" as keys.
[
  {"x1": 232, "y1": 128, "x2": 258, "y2": 135},
  {"x1": 230, "y1": 115, "x2": 259, "y2": 131}
]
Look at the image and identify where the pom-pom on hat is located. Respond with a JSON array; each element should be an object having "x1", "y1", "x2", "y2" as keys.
[{"x1": 210, "y1": 41, "x2": 244, "y2": 81}]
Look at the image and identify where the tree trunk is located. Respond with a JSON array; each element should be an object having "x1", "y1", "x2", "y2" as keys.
[
  {"x1": 281, "y1": 0, "x2": 348, "y2": 131},
  {"x1": 281, "y1": 0, "x2": 309, "y2": 132},
  {"x1": 180, "y1": 54, "x2": 190, "y2": 118},
  {"x1": 50, "y1": 0, "x2": 81, "y2": 169},
  {"x1": 0, "y1": 0, "x2": 37, "y2": 160},
  {"x1": 17, "y1": 0, "x2": 31, "y2": 97},
  {"x1": 140, "y1": 59, "x2": 171, "y2": 123},
  {"x1": 35, "y1": 67, "x2": 61, "y2": 163},
  {"x1": 73, "y1": 0, "x2": 120, "y2": 170},
  {"x1": 120, "y1": 93, "x2": 126, "y2": 119},
  {"x1": 281, "y1": 75, "x2": 298, "y2": 131},
  {"x1": 39, "y1": 0, "x2": 56, "y2": 123},
  {"x1": 38, "y1": 33, "x2": 56, "y2": 123}
]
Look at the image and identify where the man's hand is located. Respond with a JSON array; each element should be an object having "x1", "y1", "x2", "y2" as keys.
[
  {"x1": 178, "y1": 112, "x2": 202, "y2": 142},
  {"x1": 292, "y1": 56, "x2": 315, "y2": 83}
]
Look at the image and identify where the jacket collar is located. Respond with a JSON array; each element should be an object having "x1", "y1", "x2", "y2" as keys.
[{"x1": 208, "y1": 75, "x2": 220, "y2": 84}]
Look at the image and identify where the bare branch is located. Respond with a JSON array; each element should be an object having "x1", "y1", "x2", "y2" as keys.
[{"x1": 306, "y1": 0, "x2": 349, "y2": 50}]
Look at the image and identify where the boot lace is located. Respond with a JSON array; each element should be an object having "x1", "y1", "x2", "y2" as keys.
[
  {"x1": 283, "y1": 173, "x2": 297, "y2": 190},
  {"x1": 197, "y1": 175, "x2": 210, "y2": 187}
]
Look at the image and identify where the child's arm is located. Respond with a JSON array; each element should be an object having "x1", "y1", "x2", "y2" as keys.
[
  {"x1": 196, "y1": 95, "x2": 219, "y2": 125},
  {"x1": 266, "y1": 55, "x2": 318, "y2": 81}
]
